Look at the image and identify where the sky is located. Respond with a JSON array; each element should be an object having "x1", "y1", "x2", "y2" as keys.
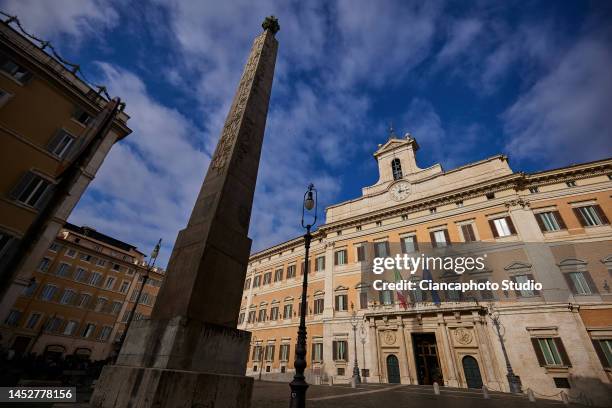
[{"x1": 2, "y1": 1, "x2": 611, "y2": 267}]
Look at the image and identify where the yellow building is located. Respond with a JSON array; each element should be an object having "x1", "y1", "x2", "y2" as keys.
[
  {"x1": 0, "y1": 223, "x2": 164, "y2": 362},
  {"x1": 0, "y1": 19, "x2": 131, "y2": 321},
  {"x1": 241, "y1": 133, "x2": 612, "y2": 405}
]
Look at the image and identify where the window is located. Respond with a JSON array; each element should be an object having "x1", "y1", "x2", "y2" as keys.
[
  {"x1": 337, "y1": 367, "x2": 345, "y2": 376},
  {"x1": 244, "y1": 278, "x2": 251, "y2": 289},
  {"x1": 356, "y1": 245, "x2": 366, "y2": 262},
  {"x1": 265, "y1": 345, "x2": 275, "y2": 361},
  {"x1": 47, "y1": 130, "x2": 76, "y2": 159},
  {"x1": 73, "y1": 107, "x2": 92, "y2": 126},
  {"x1": 247, "y1": 310, "x2": 256, "y2": 323},
  {"x1": 359, "y1": 291, "x2": 368, "y2": 309},
  {"x1": 23, "y1": 281, "x2": 37, "y2": 297},
  {"x1": 40, "y1": 284, "x2": 58, "y2": 301},
  {"x1": 565, "y1": 272, "x2": 594, "y2": 295},
  {"x1": 270, "y1": 306, "x2": 279, "y2": 320},
  {"x1": 74, "y1": 267, "x2": 87, "y2": 282},
  {"x1": 0, "y1": 88, "x2": 13, "y2": 107},
  {"x1": 0, "y1": 54, "x2": 33, "y2": 83},
  {"x1": 313, "y1": 298, "x2": 324, "y2": 314},
  {"x1": 0, "y1": 230, "x2": 16, "y2": 257},
  {"x1": 315, "y1": 256, "x2": 325, "y2": 272},
  {"x1": 252, "y1": 345, "x2": 262, "y2": 361},
  {"x1": 478, "y1": 279, "x2": 494, "y2": 300},
  {"x1": 391, "y1": 158, "x2": 403, "y2": 180},
  {"x1": 81, "y1": 323, "x2": 96, "y2": 338},
  {"x1": 489, "y1": 216, "x2": 516, "y2": 237},
  {"x1": 280, "y1": 344, "x2": 290, "y2": 361},
  {"x1": 430, "y1": 229, "x2": 450, "y2": 248},
  {"x1": 529, "y1": 187, "x2": 539, "y2": 193},
  {"x1": 333, "y1": 340, "x2": 348, "y2": 361},
  {"x1": 59, "y1": 289, "x2": 76, "y2": 305},
  {"x1": 89, "y1": 272, "x2": 102, "y2": 286},
  {"x1": 274, "y1": 269, "x2": 283, "y2": 282},
  {"x1": 356, "y1": 225, "x2": 362, "y2": 231},
  {"x1": 459, "y1": 224, "x2": 476, "y2": 243},
  {"x1": 379, "y1": 289, "x2": 393, "y2": 305},
  {"x1": 110, "y1": 301, "x2": 122, "y2": 315},
  {"x1": 25, "y1": 313, "x2": 41, "y2": 329},
  {"x1": 253, "y1": 275, "x2": 261, "y2": 288},
  {"x1": 63, "y1": 320, "x2": 78, "y2": 335},
  {"x1": 104, "y1": 276, "x2": 116, "y2": 290},
  {"x1": 112, "y1": 263, "x2": 121, "y2": 271},
  {"x1": 4, "y1": 310, "x2": 21, "y2": 326},
  {"x1": 335, "y1": 294, "x2": 348, "y2": 311},
  {"x1": 401, "y1": 214, "x2": 408, "y2": 221},
  {"x1": 400, "y1": 236, "x2": 418, "y2": 253},
  {"x1": 300, "y1": 260, "x2": 310, "y2": 275},
  {"x1": 95, "y1": 297, "x2": 108, "y2": 312},
  {"x1": 536, "y1": 211, "x2": 566, "y2": 232},
  {"x1": 77, "y1": 294, "x2": 91, "y2": 308},
  {"x1": 566, "y1": 181, "x2": 576, "y2": 187},
  {"x1": 592, "y1": 339, "x2": 612, "y2": 368},
  {"x1": 532, "y1": 337, "x2": 571, "y2": 367},
  {"x1": 430, "y1": 208, "x2": 437, "y2": 214},
  {"x1": 283, "y1": 304, "x2": 293, "y2": 319},
  {"x1": 49, "y1": 242, "x2": 60, "y2": 252},
  {"x1": 97, "y1": 259, "x2": 106, "y2": 267},
  {"x1": 119, "y1": 281, "x2": 130, "y2": 293},
  {"x1": 374, "y1": 241, "x2": 389, "y2": 257},
  {"x1": 376, "y1": 221, "x2": 382, "y2": 227},
  {"x1": 80, "y1": 253, "x2": 92, "y2": 262},
  {"x1": 56, "y1": 263, "x2": 70, "y2": 277},
  {"x1": 258, "y1": 309, "x2": 266, "y2": 322},
  {"x1": 334, "y1": 249, "x2": 347, "y2": 265},
  {"x1": 66, "y1": 248, "x2": 76, "y2": 258},
  {"x1": 10, "y1": 172, "x2": 53, "y2": 209},
  {"x1": 312, "y1": 343, "x2": 323, "y2": 362},
  {"x1": 98, "y1": 326, "x2": 112, "y2": 341},
  {"x1": 287, "y1": 265, "x2": 296, "y2": 278},
  {"x1": 263, "y1": 272, "x2": 272, "y2": 285},
  {"x1": 512, "y1": 275, "x2": 539, "y2": 297},
  {"x1": 573, "y1": 205, "x2": 609, "y2": 227},
  {"x1": 238, "y1": 313, "x2": 245, "y2": 324},
  {"x1": 486, "y1": 192, "x2": 495, "y2": 200},
  {"x1": 456, "y1": 201, "x2": 464, "y2": 207},
  {"x1": 38, "y1": 257, "x2": 51, "y2": 272},
  {"x1": 44, "y1": 317, "x2": 63, "y2": 332}
]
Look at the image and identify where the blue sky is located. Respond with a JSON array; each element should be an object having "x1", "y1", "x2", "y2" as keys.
[{"x1": 2, "y1": 1, "x2": 611, "y2": 267}]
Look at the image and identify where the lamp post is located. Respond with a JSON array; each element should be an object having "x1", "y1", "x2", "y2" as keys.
[
  {"x1": 289, "y1": 184, "x2": 317, "y2": 408},
  {"x1": 115, "y1": 239, "x2": 161, "y2": 360},
  {"x1": 350, "y1": 304, "x2": 361, "y2": 386},
  {"x1": 359, "y1": 321, "x2": 367, "y2": 384},
  {"x1": 488, "y1": 304, "x2": 522, "y2": 393}
]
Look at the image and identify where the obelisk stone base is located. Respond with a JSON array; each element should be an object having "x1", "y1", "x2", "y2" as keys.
[{"x1": 90, "y1": 365, "x2": 253, "y2": 408}]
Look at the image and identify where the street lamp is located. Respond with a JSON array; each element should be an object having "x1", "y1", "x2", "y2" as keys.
[
  {"x1": 115, "y1": 239, "x2": 161, "y2": 359},
  {"x1": 289, "y1": 184, "x2": 317, "y2": 408},
  {"x1": 350, "y1": 304, "x2": 361, "y2": 386},
  {"x1": 359, "y1": 321, "x2": 367, "y2": 383},
  {"x1": 488, "y1": 304, "x2": 522, "y2": 393}
]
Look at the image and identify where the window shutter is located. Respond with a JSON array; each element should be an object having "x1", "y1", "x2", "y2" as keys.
[
  {"x1": 332, "y1": 341, "x2": 337, "y2": 360},
  {"x1": 592, "y1": 340, "x2": 610, "y2": 368},
  {"x1": 526, "y1": 274, "x2": 540, "y2": 296},
  {"x1": 509, "y1": 276, "x2": 521, "y2": 297},
  {"x1": 582, "y1": 271, "x2": 599, "y2": 294},
  {"x1": 563, "y1": 273, "x2": 577, "y2": 294},
  {"x1": 535, "y1": 214, "x2": 546, "y2": 232},
  {"x1": 46, "y1": 130, "x2": 66, "y2": 155},
  {"x1": 593, "y1": 205, "x2": 609, "y2": 225},
  {"x1": 572, "y1": 208, "x2": 587, "y2": 227},
  {"x1": 531, "y1": 338, "x2": 546, "y2": 366},
  {"x1": 334, "y1": 251, "x2": 339, "y2": 265},
  {"x1": 9, "y1": 171, "x2": 36, "y2": 200},
  {"x1": 335, "y1": 295, "x2": 339, "y2": 311},
  {"x1": 413, "y1": 237, "x2": 419, "y2": 251},
  {"x1": 443, "y1": 229, "x2": 451, "y2": 246},
  {"x1": 429, "y1": 231, "x2": 437, "y2": 248},
  {"x1": 553, "y1": 211, "x2": 567, "y2": 230},
  {"x1": 34, "y1": 183, "x2": 55, "y2": 209},
  {"x1": 385, "y1": 241, "x2": 390, "y2": 256},
  {"x1": 488, "y1": 220, "x2": 499, "y2": 238},
  {"x1": 505, "y1": 217, "x2": 517, "y2": 235},
  {"x1": 553, "y1": 338, "x2": 571, "y2": 366}
]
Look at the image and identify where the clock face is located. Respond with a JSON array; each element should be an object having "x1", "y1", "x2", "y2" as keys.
[{"x1": 389, "y1": 181, "x2": 410, "y2": 201}]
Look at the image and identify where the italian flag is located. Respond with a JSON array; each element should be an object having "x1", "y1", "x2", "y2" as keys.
[{"x1": 394, "y1": 267, "x2": 409, "y2": 309}]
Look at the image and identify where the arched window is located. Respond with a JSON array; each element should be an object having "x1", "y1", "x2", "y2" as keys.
[{"x1": 391, "y1": 158, "x2": 403, "y2": 180}]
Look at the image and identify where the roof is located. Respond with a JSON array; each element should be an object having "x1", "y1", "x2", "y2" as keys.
[{"x1": 63, "y1": 222, "x2": 141, "y2": 253}]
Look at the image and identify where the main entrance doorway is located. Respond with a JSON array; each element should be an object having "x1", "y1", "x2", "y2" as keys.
[
  {"x1": 462, "y1": 356, "x2": 483, "y2": 389},
  {"x1": 412, "y1": 333, "x2": 443, "y2": 385},
  {"x1": 386, "y1": 354, "x2": 401, "y2": 383}
]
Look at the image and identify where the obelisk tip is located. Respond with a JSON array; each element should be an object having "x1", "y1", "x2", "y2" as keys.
[{"x1": 262, "y1": 15, "x2": 280, "y2": 35}]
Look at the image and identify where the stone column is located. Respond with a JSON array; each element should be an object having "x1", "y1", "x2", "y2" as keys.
[
  {"x1": 396, "y1": 317, "x2": 411, "y2": 384},
  {"x1": 90, "y1": 17, "x2": 280, "y2": 408},
  {"x1": 368, "y1": 317, "x2": 381, "y2": 383}
]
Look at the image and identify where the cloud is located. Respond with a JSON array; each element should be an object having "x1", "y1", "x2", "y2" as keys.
[
  {"x1": 0, "y1": 0, "x2": 118, "y2": 41},
  {"x1": 503, "y1": 34, "x2": 612, "y2": 166},
  {"x1": 436, "y1": 18, "x2": 483, "y2": 65}
]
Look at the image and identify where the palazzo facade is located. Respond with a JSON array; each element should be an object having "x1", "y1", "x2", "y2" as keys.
[{"x1": 240, "y1": 133, "x2": 612, "y2": 405}]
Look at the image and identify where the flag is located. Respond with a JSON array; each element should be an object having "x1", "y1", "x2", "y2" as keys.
[
  {"x1": 423, "y1": 268, "x2": 441, "y2": 305},
  {"x1": 151, "y1": 238, "x2": 162, "y2": 260},
  {"x1": 393, "y1": 267, "x2": 409, "y2": 309}
]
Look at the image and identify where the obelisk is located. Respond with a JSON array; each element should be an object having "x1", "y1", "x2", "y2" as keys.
[{"x1": 90, "y1": 16, "x2": 279, "y2": 408}]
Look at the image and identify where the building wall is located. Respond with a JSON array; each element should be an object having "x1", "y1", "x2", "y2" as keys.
[{"x1": 241, "y1": 136, "x2": 611, "y2": 405}]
